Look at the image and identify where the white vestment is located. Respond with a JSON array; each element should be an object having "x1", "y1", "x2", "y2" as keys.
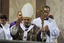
[
  {"x1": 0, "y1": 23, "x2": 12, "y2": 40},
  {"x1": 20, "y1": 23, "x2": 34, "y2": 41},
  {"x1": 32, "y1": 17, "x2": 60, "y2": 43},
  {"x1": 0, "y1": 27, "x2": 6, "y2": 40}
]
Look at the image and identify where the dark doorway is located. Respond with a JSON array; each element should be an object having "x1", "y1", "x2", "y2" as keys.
[{"x1": 0, "y1": 0, "x2": 9, "y2": 20}]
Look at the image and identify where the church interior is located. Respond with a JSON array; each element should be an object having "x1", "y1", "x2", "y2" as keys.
[{"x1": 0, "y1": 0, "x2": 64, "y2": 43}]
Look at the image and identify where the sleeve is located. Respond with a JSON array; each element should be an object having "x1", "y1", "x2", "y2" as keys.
[
  {"x1": 50, "y1": 20, "x2": 60, "y2": 39},
  {"x1": 31, "y1": 17, "x2": 42, "y2": 29},
  {"x1": 10, "y1": 25, "x2": 18, "y2": 35}
]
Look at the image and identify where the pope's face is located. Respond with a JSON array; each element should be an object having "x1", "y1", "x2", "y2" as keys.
[{"x1": 23, "y1": 17, "x2": 31, "y2": 26}]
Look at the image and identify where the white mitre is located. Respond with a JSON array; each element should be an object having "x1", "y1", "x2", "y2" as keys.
[{"x1": 21, "y1": 3, "x2": 34, "y2": 18}]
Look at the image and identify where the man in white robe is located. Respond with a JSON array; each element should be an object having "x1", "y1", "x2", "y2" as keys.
[
  {"x1": 0, "y1": 15, "x2": 12, "y2": 40},
  {"x1": 31, "y1": 16, "x2": 60, "y2": 43},
  {"x1": 31, "y1": 5, "x2": 60, "y2": 43}
]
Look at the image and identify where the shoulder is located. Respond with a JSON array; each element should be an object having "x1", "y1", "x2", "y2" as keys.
[
  {"x1": 10, "y1": 21, "x2": 16, "y2": 28},
  {"x1": 32, "y1": 17, "x2": 41, "y2": 22},
  {"x1": 31, "y1": 17, "x2": 42, "y2": 28}
]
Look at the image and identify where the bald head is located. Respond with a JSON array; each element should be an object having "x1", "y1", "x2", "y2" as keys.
[{"x1": 17, "y1": 11, "x2": 22, "y2": 20}]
